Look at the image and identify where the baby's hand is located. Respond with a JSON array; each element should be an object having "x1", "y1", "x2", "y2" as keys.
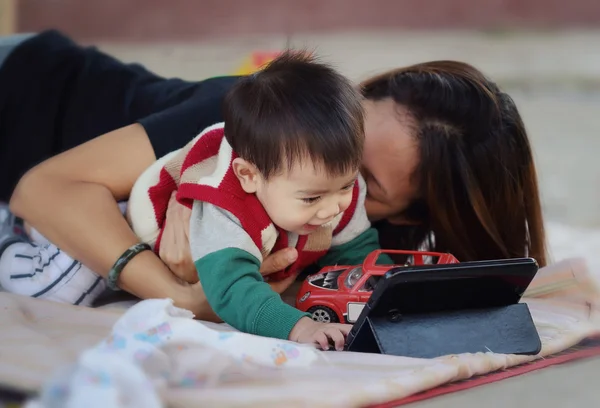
[{"x1": 289, "y1": 317, "x2": 352, "y2": 351}]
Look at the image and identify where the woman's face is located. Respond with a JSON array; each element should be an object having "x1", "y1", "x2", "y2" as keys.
[{"x1": 361, "y1": 98, "x2": 420, "y2": 224}]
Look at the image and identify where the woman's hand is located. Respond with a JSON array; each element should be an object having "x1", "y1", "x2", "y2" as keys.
[
  {"x1": 260, "y1": 247, "x2": 299, "y2": 293},
  {"x1": 180, "y1": 281, "x2": 221, "y2": 322},
  {"x1": 159, "y1": 193, "x2": 300, "y2": 322},
  {"x1": 159, "y1": 192, "x2": 197, "y2": 283},
  {"x1": 160, "y1": 191, "x2": 300, "y2": 291}
]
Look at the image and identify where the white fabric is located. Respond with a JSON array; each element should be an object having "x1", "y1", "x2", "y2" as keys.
[
  {"x1": 0, "y1": 241, "x2": 105, "y2": 307},
  {"x1": 0, "y1": 254, "x2": 597, "y2": 407},
  {"x1": 9, "y1": 253, "x2": 600, "y2": 408},
  {"x1": 126, "y1": 150, "x2": 179, "y2": 246},
  {"x1": 24, "y1": 298, "x2": 322, "y2": 408},
  {"x1": 189, "y1": 201, "x2": 264, "y2": 263},
  {"x1": 0, "y1": 202, "x2": 128, "y2": 306},
  {"x1": 1, "y1": 221, "x2": 599, "y2": 407}
]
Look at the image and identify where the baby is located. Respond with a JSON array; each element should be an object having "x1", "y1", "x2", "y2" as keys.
[{"x1": 127, "y1": 51, "x2": 392, "y2": 350}]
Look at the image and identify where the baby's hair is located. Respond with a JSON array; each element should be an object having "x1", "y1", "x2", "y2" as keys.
[{"x1": 223, "y1": 49, "x2": 364, "y2": 179}]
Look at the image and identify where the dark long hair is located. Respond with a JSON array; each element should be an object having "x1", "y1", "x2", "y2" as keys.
[{"x1": 361, "y1": 61, "x2": 547, "y2": 267}]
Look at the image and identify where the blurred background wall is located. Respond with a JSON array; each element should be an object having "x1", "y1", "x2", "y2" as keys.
[{"x1": 11, "y1": 0, "x2": 600, "y2": 41}]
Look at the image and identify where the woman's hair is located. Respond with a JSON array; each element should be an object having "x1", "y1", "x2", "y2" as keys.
[{"x1": 361, "y1": 61, "x2": 547, "y2": 267}]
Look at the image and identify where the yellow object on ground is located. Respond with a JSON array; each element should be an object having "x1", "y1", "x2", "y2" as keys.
[{"x1": 234, "y1": 51, "x2": 282, "y2": 75}]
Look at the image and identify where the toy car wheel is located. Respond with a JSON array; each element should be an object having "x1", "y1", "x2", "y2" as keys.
[{"x1": 307, "y1": 306, "x2": 339, "y2": 323}]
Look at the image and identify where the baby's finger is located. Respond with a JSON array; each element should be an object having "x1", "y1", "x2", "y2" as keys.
[
  {"x1": 326, "y1": 328, "x2": 346, "y2": 351},
  {"x1": 334, "y1": 323, "x2": 353, "y2": 336},
  {"x1": 313, "y1": 332, "x2": 330, "y2": 350}
]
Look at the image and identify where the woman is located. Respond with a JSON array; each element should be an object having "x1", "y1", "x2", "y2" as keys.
[{"x1": 0, "y1": 30, "x2": 546, "y2": 318}]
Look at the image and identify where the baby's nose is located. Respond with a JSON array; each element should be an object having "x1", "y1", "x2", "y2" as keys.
[{"x1": 317, "y1": 203, "x2": 340, "y2": 220}]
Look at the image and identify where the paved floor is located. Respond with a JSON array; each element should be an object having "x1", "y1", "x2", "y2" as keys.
[
  {"x1": 414, "y1": 356, "x2": 600, "y2": 407},
  {"x1": 98, "y1": 30, "x2": 600, "y2": 407}
]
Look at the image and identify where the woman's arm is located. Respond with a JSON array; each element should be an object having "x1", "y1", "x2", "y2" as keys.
[
  {"x1": 160, "y1": 190, "x2": 300, "y2": 286},
  {"x1": 9, "y1": 124, "x2": 200, "y2": 308},
  {"x1": 9, "y1": 123, "x2": 300, "y2": 318}
]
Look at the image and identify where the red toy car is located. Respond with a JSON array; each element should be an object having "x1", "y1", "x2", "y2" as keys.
[{"x1": 295, "y1": 249, "x2": 460, "y2": 324}]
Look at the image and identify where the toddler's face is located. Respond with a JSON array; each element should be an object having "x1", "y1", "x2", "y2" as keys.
[{"x1": 256, "y1": 161, "x2": 358, "y2": 235}]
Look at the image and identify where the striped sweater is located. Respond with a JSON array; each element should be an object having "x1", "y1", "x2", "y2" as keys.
[{"x1": 127, "y1": 122, "x2": 388, "y2": 339}]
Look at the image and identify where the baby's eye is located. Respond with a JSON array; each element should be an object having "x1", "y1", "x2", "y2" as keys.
[
  {"x1": 342, "y1": 183, "x2": 355, "y2": 191},
  {"x1": 301, "y1": 196, "x2": 321, "y2": 204}
]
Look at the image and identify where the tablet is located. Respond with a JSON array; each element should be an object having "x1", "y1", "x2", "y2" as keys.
[{"x1": 344, "y1": 257, "x2": 541, "y2": 357}]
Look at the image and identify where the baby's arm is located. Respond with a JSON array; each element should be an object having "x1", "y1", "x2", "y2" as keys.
[
  {"x1": 320, "y1": 175, "x2": 394, "y2": 267},
  {"x1": 190, "y1": 201, "x2": 310, "y2": 339}
]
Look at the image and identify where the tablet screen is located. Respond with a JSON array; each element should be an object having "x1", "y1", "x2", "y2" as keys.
[{"x1": 368, "y1": 258, "x2": 538, "y2": 317}]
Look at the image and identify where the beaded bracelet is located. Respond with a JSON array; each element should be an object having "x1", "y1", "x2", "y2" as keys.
[{"x1": 107, "y1": 242, "x2": 152, "y2": 291}]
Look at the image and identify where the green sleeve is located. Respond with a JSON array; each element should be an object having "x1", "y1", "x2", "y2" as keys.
[
  {"x1": 317, "y1": 227, "x2": 395, "y2": 267},
  {"x1": 195, "y1": 247, "x2": 310, "y2": 339}
]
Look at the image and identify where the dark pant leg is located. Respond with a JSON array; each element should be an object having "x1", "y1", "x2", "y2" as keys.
[{"x1": 0, "y1": 33, "x2": 38, "y2": 201}]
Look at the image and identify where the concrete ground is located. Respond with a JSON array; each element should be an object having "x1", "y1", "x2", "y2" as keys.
[
  {"x1": 413, "y1": 356, "x2": 600, "y2": 407},
  {"x1": 98, "y1": 30, "x2": 600, "y2": 406}
]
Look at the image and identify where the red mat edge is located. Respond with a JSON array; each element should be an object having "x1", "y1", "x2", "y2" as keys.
[{"x1": 366, "y1": 342, "x2": 600, "y2": 408}]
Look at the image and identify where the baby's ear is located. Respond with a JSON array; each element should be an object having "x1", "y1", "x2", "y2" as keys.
[{"x1": 232, "y1": 158, "x2": 260, "y2": 193}]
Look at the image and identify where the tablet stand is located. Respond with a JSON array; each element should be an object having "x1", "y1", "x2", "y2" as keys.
[{"x1": 348, "y1": 303, "x2": 541, "y2": 358}]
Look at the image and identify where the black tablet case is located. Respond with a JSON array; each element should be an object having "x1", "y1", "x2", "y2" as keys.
[{"x1": 345, "y1": 259, "x2": 542, "y2": 358}]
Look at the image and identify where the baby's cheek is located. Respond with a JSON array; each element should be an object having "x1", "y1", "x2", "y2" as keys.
[
  {"x1": 339, "y1": 194, "x2": 353, "y2": 212},
  {"x1": 295, "y1": 207, "x2": 316, "y2": 223},
  {"x1": 278, "y1": 204, "x2": 312, "y2": 226}
]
